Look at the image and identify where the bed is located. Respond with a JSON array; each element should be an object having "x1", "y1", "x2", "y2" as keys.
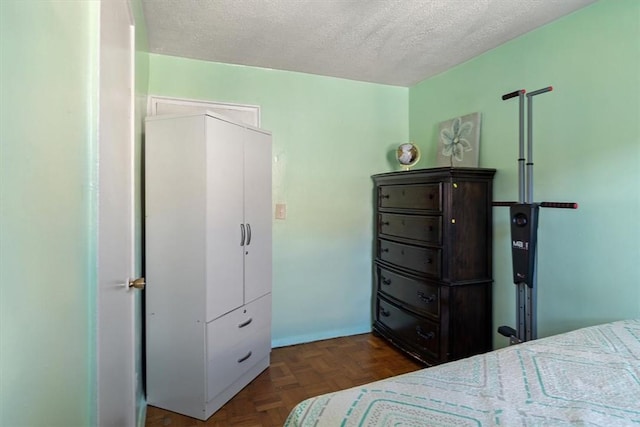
[{"x1": 284, "y1": 319, "x2": 640, "y2": 426}]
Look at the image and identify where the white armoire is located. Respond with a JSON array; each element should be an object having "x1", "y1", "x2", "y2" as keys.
[{"x1": 144, "y1": 111, "x2": 272, "y2": 420}]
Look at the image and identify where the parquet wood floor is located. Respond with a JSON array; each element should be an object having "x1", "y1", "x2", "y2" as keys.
[{"x1": 145, "y1": 333, "x2": 424, "y2": 427}]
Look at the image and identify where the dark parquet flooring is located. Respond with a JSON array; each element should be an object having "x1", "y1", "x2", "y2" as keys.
[{"x1": 145, "y1": 333, "x2": 424, "y2": 427}]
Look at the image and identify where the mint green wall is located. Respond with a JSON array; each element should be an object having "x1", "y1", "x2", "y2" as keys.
[
  {"x1": 0, "y1": 1, "x2": 99, "y2": 426},
  {"x1": 1, "y1": 1, "x2": 150, "y2": 425},
  {"x1": 148, "y1": 55, "x2": 408, "y2": 346},
  {"x1": 409, "y1": 0, "x2": 640, "y2": 346}
]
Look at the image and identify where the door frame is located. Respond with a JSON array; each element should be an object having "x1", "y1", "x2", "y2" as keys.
[{"x1": 147, "y1": 95, "x2": 261, "y2": 127}]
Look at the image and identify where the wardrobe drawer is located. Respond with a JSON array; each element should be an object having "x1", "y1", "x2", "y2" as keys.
[
  {"x1": 378, "y1": 184, "x2": 441, "y2": 210},
  {"x1": 376, "y1": 266, "x2": 440, "y2": 318},
  {"x1": 378, "y1": 239, "x2": 441, "y2": 278},
  {"x1": 206, "y1": 294, "x2": 271, "y2": 351},
  {"x1": 376, "y1": 297, "x2": 440, "y2": 360},
  {"x1": 205, "y1": 330, "x2": 270, "y2": 401},
  {"x1": 206, "y1": 295, "x2": 271, "y2": 400},
  {"x1": 378, "y1": 213, "x2": 441, "y2": 244}
]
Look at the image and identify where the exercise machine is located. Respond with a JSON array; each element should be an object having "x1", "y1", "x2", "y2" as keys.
[{"x1": 494, "y1": 87, "x2": 578, "y2": 344}]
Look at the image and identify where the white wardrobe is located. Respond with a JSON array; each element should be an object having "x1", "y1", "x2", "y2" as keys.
[{"x1": 144, "y1": 111, "x2": 272, "y2": 420}]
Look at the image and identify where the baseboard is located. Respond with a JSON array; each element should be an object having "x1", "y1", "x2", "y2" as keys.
[{"x1": 271, "y1": 324, "x2": 372, "y2": 348}]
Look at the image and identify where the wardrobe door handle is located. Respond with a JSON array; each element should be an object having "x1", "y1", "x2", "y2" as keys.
[
  {"x1": 240, "y1": 224, "x2": 245, "y2": 246},
  {"x1": 246, "y1": 223, "x2": 252, "y2": 245},
  {"x1": 238, "y1": 318, "x2": 253, "y2": 328},
  {"x1": 237, "y1": 351, "x2": 252, "y2": 363}
]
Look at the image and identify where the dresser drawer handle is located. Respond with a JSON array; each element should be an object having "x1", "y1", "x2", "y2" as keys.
[
  {"x1": 380, "y1": 194, "x2": 390, "y2": 199},
  {"x1": 429, "y1": 193, "x2": 434, "y2": 200},
  {"x1": 381, "y1": 248, "x2": 389, "y2": 253},
  {"x1": 381, "y1": 221, "x2": 390, "y2": 226},
  {"x1": 416, "y1": 326, "x2": 435, "y2": 340},
  {"x1": 238, "y1": 318, "x2": 253, "y2": 328},
  {"x1": 426, "y1": 257, "x2": 432, "y2": 264},
  {"x1": 428, "y1": 225, "x2": 434, "y2": 232},
  {"x1": 237, "y1": 351, "x2": 252, "y2": 363},
  {"x1": 381, "y1": 277, "x2": 391, "y2": 286},
  {"x1": 417, "y1": 291, "x2": 436, "y2": 304},
  {"x1": 380, "y1": 308, "x2": 390, "y2": 317}
]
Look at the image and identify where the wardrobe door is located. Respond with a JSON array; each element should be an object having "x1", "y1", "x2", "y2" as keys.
[
  {"x1": 243, "y1": 128, "x2": 272, "y2": 304},
  {"x1": 205, "y1": 116, "x2": 245, "y2": 321}
]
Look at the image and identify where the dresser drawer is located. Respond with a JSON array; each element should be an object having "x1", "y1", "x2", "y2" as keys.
[
  {"x1": 206, "y1": 294, "x2": 271, "y2": 400},
  {"x1": 379, "y1": 213, "x2": 441, "y2": 244},
  {"x1": 378, "y1": 183, "x2": 441, "y2": 210},
  {"x1": 376, "y1": 297, "x2": 440, "y2": 360},
  {"x1": 378, "y1": 239, "x2": 441, "y2": 277},
  {"x1": 376, "y1": 266, "x2": 440, "y2": 318}
]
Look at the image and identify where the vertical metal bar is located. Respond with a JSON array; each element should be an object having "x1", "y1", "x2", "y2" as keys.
[
  {"x1": 518, "y1": 91, "x2": 525, "y2": 204},
  {"x1": 526, "y1": 95, "x2": 534, "y2": 204},
  {"x1": 525, "y1": 287, "x2": 533, "y2": 341},
  {"x1": 530, "y1": 258, "x2": 538, "y2": 340},
  {"x1": 501, "y1": 89, "x2": 527, "y2": 204},
  {"x1": 517, "y1": 283, "x2": 526, "y2": 341},
  {"x1": 525, "y1": 86, "x2": 552, "y2": 204}
]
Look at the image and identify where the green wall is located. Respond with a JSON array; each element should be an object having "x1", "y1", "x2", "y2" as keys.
[
  {"x1": 148, "y1": 0, "x2": 640, "y2": 349},
  {"x1": 409, "y1": 0, "x2": 640, "y2": 345},
  {"x1": 0, "y1": 1, "x2": 100, "y2": 425},
  {"x1": 147, "y1": 55, "x2": 409, "y2": 346},
  {"x1": 1, "y1": 1, "x2": 150, "y2": 425}
]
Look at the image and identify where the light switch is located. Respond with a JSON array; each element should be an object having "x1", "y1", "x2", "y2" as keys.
[{"x1": 275, "y1": 203, "x2": 286, "y2": 220}]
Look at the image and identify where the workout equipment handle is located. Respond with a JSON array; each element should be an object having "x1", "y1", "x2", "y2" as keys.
[
  {"x1": 493, "y1": 201, "x2": 578, "y2": 209},
  {"x1": 493, "y1": 201, "x2": 518, "y2": 207},
  {"x1": 540, "y1": 202, "x2": 578, "y2": 209},
  {"x1": 527, "y1": 86, "x2": 553, "y2": 97},
  {"x1": 502, "y1": 89, "x2": 526, "y2": 100}
]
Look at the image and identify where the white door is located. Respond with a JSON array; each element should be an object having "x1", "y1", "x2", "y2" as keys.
[
  {"x1": 97, "y1": 1, "x2": 137, "y2": 426},
  {"x1": 243, "y1": 129, "x2": 272, "y2": 303},
  {"x1": 205, "y1": 116, "x2": 245, "y2": 321}
]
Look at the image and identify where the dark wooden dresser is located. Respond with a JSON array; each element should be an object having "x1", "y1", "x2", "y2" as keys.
[{"x1": 372, "y1": 167, "x2": 496, "y2": 366}]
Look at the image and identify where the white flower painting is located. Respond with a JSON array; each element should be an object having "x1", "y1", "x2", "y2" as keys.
[{"x1": 437, "y1": 112, "x2": 481, "y2": 167}]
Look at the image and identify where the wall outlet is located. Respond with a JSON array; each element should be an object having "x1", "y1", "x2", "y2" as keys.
[{"x1": 275, "y1": 203, "x2": 286, "y2": 220}]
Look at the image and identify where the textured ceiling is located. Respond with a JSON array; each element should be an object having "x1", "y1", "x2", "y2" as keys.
[{"x1": 142, "y1": 0, "x2": 597, "y2": 87}]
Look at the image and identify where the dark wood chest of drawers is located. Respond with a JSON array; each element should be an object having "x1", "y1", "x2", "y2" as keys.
[{"x1": 372, "y1": 167, "x2": 496, "y2": 366}]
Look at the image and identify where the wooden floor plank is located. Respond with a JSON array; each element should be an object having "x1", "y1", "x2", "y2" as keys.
[{"x1": 145, "y1": 333, "x2": 423, "y2": 427}]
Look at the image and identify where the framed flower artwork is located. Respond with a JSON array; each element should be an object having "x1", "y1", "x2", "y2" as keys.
[{"x1": 437, "y1": 112, "x2": 481, "y2": 167}]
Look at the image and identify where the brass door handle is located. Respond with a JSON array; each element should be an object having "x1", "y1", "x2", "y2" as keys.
[{"x1": 128, "y1": 277, "x2": 145, "y2": 290}]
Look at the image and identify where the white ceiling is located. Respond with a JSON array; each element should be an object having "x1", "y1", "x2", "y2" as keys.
[{"x1": 141, "y1": 0, "x2": 597, "y2": 87}]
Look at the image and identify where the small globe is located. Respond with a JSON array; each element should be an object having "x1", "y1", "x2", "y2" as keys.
[{"x1": 396, "y1": 143, "x2": 420, "y2": 169}]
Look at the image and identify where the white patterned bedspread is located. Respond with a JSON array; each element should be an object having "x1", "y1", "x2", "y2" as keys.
[{"x1": 284, "y1": 319, "x2": 640, "y2": 426}]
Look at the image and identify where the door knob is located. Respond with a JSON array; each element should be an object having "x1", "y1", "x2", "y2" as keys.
[{"x1": 128, "y1": 277, "x2": 145, "y2": 290}]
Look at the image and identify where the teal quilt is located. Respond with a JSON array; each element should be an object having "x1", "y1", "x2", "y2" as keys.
[{"x1": 284, "y1": 319, "x2": 640, "y2": 426}]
